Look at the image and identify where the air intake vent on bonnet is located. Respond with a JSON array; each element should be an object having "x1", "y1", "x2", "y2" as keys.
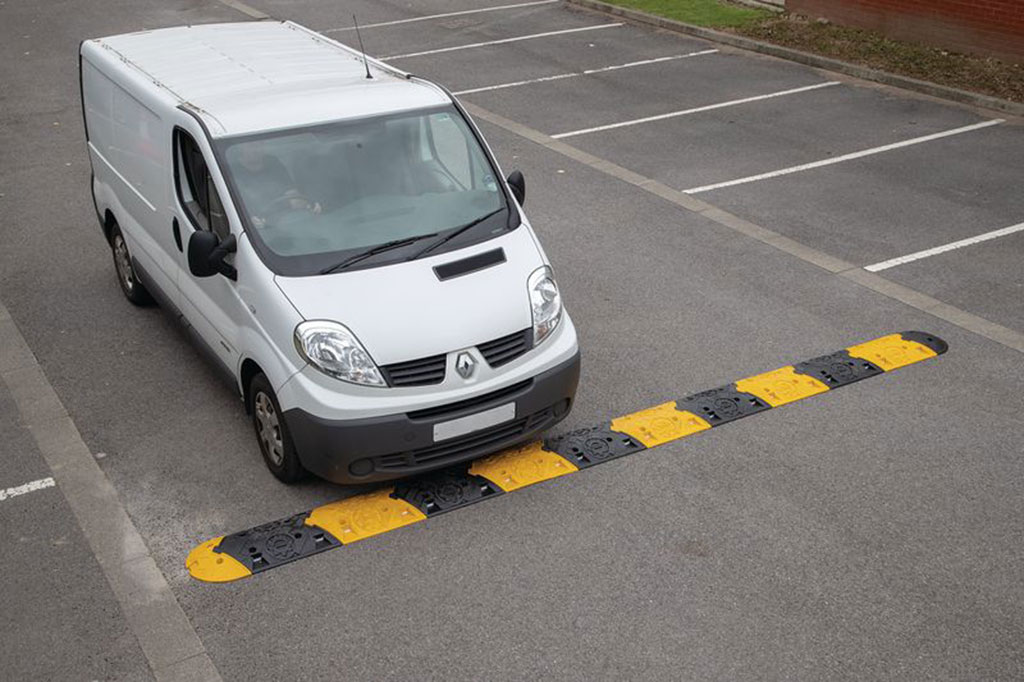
[{"x1": 433, "y1": 248, "x2": 505, "y2": 281}]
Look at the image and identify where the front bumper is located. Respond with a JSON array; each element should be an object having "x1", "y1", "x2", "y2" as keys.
[{"x1": 283, "y1": 351, "x2": 581, "y2": 484}]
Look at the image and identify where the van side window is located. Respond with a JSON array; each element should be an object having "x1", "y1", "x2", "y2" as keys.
[{"x1": 174, "y1": 130, "x2": 230, "y2": 240}]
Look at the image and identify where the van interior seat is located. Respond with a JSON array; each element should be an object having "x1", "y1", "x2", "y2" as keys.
[{"x1": 293, "y1": 141, "x2": 358, "y2": 212}]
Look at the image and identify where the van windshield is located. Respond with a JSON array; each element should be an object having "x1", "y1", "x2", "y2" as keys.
[{"x1": 217, "y1": 106, "x2": 512, "y2": 275}]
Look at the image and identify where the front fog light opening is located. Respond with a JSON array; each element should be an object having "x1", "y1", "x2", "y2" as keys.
[
  {"x1": 294, "y1": 320, "x2": 386, "y2": 387},
  {"x1": 528, "y1": 265, "x2": 563, "y2": 345}
]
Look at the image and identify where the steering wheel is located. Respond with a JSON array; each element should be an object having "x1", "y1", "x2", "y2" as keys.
[
  {"x1": 426, "y1": 166, "x2": 461, "y2": 192},
  {"x1": 263, "y1": 192, "x2": 316, "y2": 218}
]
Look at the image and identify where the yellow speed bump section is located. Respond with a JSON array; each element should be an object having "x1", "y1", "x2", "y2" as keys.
[
  {"x1": 305, "y1": 488, "x2": 425, "y2": 545},
  {"x1": 735, "y1": 366, "x2": 830, "y2": 407},
  {"x1": 610, "y1": 401, "x2": 711, "y2": 447},
  {"x1": 847, "y1": 333, "x2": 937, "y2": 371},
  {"x1": 470, "y1": 441, "x2": 578, "y2": 492},
  {"x1": 186, "y1": 536, "x2": 252, "y2": 583}
]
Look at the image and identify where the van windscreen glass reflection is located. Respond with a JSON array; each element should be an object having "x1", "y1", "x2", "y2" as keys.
[{"x1": 217, "y1": 106, "x2": 511, "y2": 275}]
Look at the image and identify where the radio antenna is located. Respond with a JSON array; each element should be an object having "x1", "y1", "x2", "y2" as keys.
[{"x1": 353, "y1": 15, "x2": 372, "y2": 79}]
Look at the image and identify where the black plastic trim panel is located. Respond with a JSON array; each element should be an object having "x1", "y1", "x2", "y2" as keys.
[
  {"x1": 407, "y1": 379, "x2": 532, "y2": 421},
  {"x1": 434, "y1": 248, "x2": 506, "y2": 281}
]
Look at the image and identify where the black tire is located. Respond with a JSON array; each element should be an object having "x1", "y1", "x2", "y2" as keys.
[
  {"x1": 109, "y1": 225, "x2": 153, "y2": 306},
  {"x1": 249, "y1": 372, "x2": 307, "y2": 483}
]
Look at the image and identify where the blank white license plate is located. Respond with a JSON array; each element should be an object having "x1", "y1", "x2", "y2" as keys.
[{"x1": 433, "y1": 402, "x2": 516, "y2": 442}]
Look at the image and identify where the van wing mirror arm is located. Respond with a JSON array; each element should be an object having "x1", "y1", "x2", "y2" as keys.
[
  {"x1": 209, "y1": 234, "x2": 237, "y2": 281},
  {"x1": 507, "y1": 170, "x2": 525, "y2": 206}
]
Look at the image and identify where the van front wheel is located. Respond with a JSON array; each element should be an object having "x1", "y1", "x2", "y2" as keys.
[
  {"x1": 249, "y1": 373, "x2": 306, "y2": 484},
  {"x1": 109, "y1": 226, "x2": 152, "y2": 305}
]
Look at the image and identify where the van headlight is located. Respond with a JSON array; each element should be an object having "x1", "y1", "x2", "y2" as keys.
[
  {"x1": 528, "y1": 265, "x2": 562, "y2": 345},
  {"x1": 294, "y1": 321, "x2": 386, "y2": 387}
]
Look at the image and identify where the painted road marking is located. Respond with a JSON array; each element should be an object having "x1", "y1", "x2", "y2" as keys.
[
  {"x1": 0, "y1": 476, "x2": 55, "y2": 502},
  {"x1": 0, "y1": 301, "x2": 221, "y2": 678},
  {"x1": 864, "y1": 221, "x2": 1024, "y2": 272},
  {"x1": 551, "y1": 81, "x2": 840, "y2": 139},
  {"x1": 453, "y1": 49, "x2": 719, "y2": 95},
  {"x1": 325, "y1": 0, "x2": 559, "y2": 32},
  {"x1": 684, "y1": 119, "x2": 1004, "y2": 194},
  {"x1": 187, "y1": 331, "x2": 947, "y2": 583},
  {"x1": 215, "y1": 0, "x2": 268, "y2": 19},
  {"x1": 384, "y1": 23, "x2": 623, "y2": 59}
]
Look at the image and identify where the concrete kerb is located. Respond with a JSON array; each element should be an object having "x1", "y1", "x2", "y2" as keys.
[{"x1": 564, "y1": 0, "x2": 1024, "y2": 118}]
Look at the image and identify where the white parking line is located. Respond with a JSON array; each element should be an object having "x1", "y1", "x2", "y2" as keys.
[
  {"x1": 453, "y1": 49, "x2": 719, "y2": 95},
  {"x1": 215, "y1": 0, "x2": 268, "y2": 19},
  {"x1": 383, "y1": 23, "x2": 622, "y2": 59},
  {"x1": 864, "y1": 222, "x2": 1024, "y2": 272},
  {"x1": 0, "y1": 476, "x2": 55, "y2": 502},
  {"x1": 325, "y1": 0, "x2": 559, "y2": 32},
  {"x1": 684, "y1": 118, "x2": 1005, "y2": 194},
  {"x1": 551, "y1": 81, "x2": 840, "y2": 139}
]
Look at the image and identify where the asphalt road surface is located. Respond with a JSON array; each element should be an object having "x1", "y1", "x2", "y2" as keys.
[{"x1": 1, "y1": 0, "x2": 1022, "y2": 680}]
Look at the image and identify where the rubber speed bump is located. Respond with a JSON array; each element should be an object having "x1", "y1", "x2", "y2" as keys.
[
  {"x1": 186, "y1": 536, "x2": 251, "y2": 583},
  {"x1": 847, "y1": 332, "x2": 941, "y2": 370},
  {"x1": 187, "y1": 331, "x2": 947, "y2": 583},
  {"x1": 610, "y1": 402, "x2": 710, "y2": 447},
  {"x1": 305, "y1": 488, "x2": 425, "y2": 544},
  {"x1": 470, "y1": 441, "x2": 578, "y2": 491},
  {"x1": 735, "y1": 366, "x2": 829, "y2": 407}
]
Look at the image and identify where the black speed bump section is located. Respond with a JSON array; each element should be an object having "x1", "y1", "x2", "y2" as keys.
[
  {"x1": 392, "y1": 469, "x2": 503, "y2": 516},
  {"x1": 188, "y1": 331, "x2": 947, "y2": 583},
  {"x1": 545, "y1": 426, "x2": 645, "y2": 469},
  {"x1": 793, "y1": 350, "x2": 883, "y2": 387},
  {"x1": 677, "y1": 386, "x2": 770, "y2": 425},
  {"x1": 186, "y1": 512, "x2": 340, "y2": 581},
  {"x1": 901, "y1": 331, "x2": 949, "y2": 355}
]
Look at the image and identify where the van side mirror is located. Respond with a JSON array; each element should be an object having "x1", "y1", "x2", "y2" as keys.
[
  {"x1": 507, "y1": 170, "x2": 525, "y2": 206},
  {"x1": 188, "y1": 231, "x2": 237, "y2": 281}
]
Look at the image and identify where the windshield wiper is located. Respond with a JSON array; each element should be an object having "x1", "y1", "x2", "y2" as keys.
[
  {"x1": 320, "y1": 233, "x2": 438, "y2": 275},
  {"x1": 409, "y1": 208, "x2": 504, "y2": 261}
]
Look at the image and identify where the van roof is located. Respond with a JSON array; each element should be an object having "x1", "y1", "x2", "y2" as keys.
[{"x1": 87, "y1": 21, "x2": 450, "y2": 137}]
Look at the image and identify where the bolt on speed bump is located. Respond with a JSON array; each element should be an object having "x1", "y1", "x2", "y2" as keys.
[{"x1": 187, "y1": 331, "x2": 947, "y2": 583}]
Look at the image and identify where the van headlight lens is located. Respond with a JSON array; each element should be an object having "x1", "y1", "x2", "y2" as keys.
[
  {"x1": 294, "y1": 321, "x2": 386, "y2": 387},
  {"x1": 528, "y1": 265, "x2": 562, "y2": 345}
]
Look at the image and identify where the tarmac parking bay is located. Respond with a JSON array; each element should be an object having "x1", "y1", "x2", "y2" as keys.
[{"x1": 1, "y1": 0, "x2": 1023, "y2": 679}]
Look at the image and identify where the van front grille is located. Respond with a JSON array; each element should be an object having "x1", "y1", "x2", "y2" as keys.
[
  {"x1": 380, "y1": 354, "x2": 446, "y2": 387},
  {"x1": 379, "y1": 329, "x2": 533, "y2": 388},
  {"x1": 477, "y1": 329, "x2": 532, "y2": 368}
]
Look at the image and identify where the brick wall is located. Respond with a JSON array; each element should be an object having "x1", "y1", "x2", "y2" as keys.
[{"x1": 786, "y1": 0, "x2": 1024, "y2": 63}]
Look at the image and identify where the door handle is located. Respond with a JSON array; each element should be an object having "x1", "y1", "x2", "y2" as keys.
[{"x1": 172, "y1": 217, "x2": 183, "y2": 252}]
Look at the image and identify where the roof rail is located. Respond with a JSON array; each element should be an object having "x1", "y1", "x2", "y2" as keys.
[{"x1": 282, "y1": 21, "x2": 412, "y2": 80}]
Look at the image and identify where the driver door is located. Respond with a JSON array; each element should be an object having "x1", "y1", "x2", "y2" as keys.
[{"x1": 169, "y1": 115, "x2": 244, "y2": 375}]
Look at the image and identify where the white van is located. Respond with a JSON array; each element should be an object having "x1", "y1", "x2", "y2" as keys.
[{"x1": 80, "y1": 21, "x2": 579, "y2": 484}]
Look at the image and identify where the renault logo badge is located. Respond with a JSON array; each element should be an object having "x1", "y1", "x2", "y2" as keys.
[{"x1": 455, "y1": 352, "x2": 476, "y2": 379}]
